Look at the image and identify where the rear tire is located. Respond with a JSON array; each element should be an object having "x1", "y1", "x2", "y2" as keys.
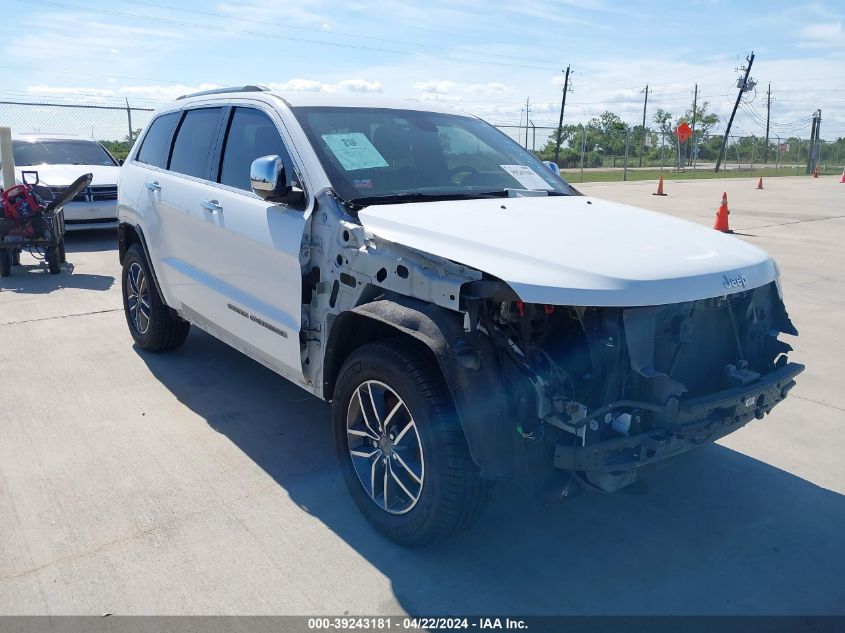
[
  {"x1": 122, "y1": 243, "x2": 190, "y2": 351},
  {"x1": 332, "y1": 339, "x2": 489, "y2": 547}
]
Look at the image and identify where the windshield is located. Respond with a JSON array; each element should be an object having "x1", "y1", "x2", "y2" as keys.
[
  {"x1": 12, "y1": 139, "x2": 117, "y2": 167},
  {"x1": 292, "y1": 107, "x2": 574, "y2": 203}
]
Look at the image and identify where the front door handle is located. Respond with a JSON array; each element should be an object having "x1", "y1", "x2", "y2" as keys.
[
  {"x1": 144, "y1": 181, "x2": 161, "y2": 191},
  {"x1": 201, "y1": 199, "x2": 223, "y2": 213}
]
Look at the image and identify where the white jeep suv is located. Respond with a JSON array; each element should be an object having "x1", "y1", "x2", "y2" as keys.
[{"x1": 118, "y1": 86, "x2": 802, "y2": 546}]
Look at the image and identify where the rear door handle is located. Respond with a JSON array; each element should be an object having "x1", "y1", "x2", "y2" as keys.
[
  {"x1": 144, "y1": 181, "x2": 161, "y2": 191},
  {"x1": 201, "y1": 199, "x2": 223, "y2": 213}
]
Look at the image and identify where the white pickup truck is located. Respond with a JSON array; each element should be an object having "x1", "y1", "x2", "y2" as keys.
[{"x1": 117, "y1": 86, "x2": 803, "y2": 546}]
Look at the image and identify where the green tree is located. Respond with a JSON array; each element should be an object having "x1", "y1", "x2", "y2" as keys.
[
  {"x1": 652, "y1": 109, "x2": 675, "y2": 166},
  {"x1": 587, "y1": 111, "x2": 629, "y2": 165},
  {"x1": 683, "y1": 100, "x2": 719, "y2": 164},
  {"x1": 99, "y1": 129, "x2": 140, "y2": 161},
  {"x1": 539, "y1": 124, "x2": 582, "y2": 163}
]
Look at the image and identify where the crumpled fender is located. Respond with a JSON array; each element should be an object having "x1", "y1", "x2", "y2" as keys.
[{"x1": 325, "y1": 293, "x2": 515, "y2": 479}]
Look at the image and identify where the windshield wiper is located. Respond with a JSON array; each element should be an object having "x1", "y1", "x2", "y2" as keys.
[
  {"x1": 346, "y1": 191, "x2": 510, "y2": 210},
  {"x1": 345, "y1": 188, "x2": 572, "y2": 210}
]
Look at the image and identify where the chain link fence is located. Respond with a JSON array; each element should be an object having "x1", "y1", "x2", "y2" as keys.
[
  {"x1": 492, "y1": 121, "x2": 844, "y2": 183},
  {"x1": 0, "y1": 99, "x2": 841, "y2": 180},
  {"x1": 0, "y1": 100, "x2": 154, "y2": 160}
]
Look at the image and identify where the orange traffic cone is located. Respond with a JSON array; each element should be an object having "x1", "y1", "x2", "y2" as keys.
[
  {"x1": 756, "y1": 176, "x2": 763, "y2": 190},
  {"x1": 840, "y1": 167, "x2": 845, "y2": 183},
  {"x1": 813, "y1": 164, "x2": 819, "y2": 178},
  {"x1": 713, "y1": 192, "x2": 732, "y2": 233},
  {"x1": 653, "y1": 175, "x2": 667, "y2": 196}
]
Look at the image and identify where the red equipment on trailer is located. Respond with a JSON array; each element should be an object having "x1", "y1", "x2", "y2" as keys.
[{"x1": 0, "y1": 171, "x2": 92, "y2": 277}]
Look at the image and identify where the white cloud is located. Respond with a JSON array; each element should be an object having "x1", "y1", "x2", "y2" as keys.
[
  {"x1": 270, "y1": 78, "x2": 336, "y2": 93},
  {"x1": 216, "y1": 0, "x2": 328, "y2": 26},
  {"x1": 338, "y1": 79, "x2": 383, "y2": 93},
  {"x1": 417, "y1": 92, "x2": 464, "y2": 102},
  {"x1": 109, "y1": 48, "x2": 120, "y2": 55},
  {"x1": 26, "y1": 84, "x2": 116, "y2": 98},
  {"x1": 414, "y1": 80, "x2": 456, "y2": 94},
  {"x1": 117, "y1": 83, "x2": 222, "y2": 100},
  {"x1": 798, "y1": 21, "x2": 844, "y2": 48},
  {"x1": 467, "y1": 82, "x2": 508, "y2": 95},
  {"x1": 268, "y1": 78, "x2": 383, "y2": 93},
  {"x1": 413, "y1": 79, "x2": 511, "y2": 102}
]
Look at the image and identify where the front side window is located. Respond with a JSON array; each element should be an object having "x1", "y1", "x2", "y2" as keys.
[
  {"x1": 292, "y1": 106, "x2": 573, "y2": 204},
  {"x1": 136, "y1": 112, "x2": 179, "y2": 168},
  {"x1": 218, "y1": 107, "x2": 296, "y2": 191},
  {"x1": 169, "y1": 108, "x2": 223, "y2": 179},
  {"x1": 13, "y1": 139, "x2": 117, "y2": 167}
]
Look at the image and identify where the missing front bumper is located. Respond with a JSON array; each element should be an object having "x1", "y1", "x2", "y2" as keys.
[{"x1": 553, "y1": 362, "x2": 805, "y2": 490}]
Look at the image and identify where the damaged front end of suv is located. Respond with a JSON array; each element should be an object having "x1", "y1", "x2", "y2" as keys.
[
  {"x1": 454, "y1": 278, "x2": 803, "y2": 496},
  {"x1": 311, "y1": 189, "x2": 805, "y2": 504}
]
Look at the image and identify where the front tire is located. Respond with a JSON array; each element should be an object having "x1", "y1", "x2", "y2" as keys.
[
  {"x1": 122, "y1": 243, "x2": 190, "y2": 351},
  {"x1": 332, "y1": 339, "x2": 489, "y2": 547}
]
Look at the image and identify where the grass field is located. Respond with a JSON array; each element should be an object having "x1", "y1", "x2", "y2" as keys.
[{"x1": 560, "y1": 165, "x2": 844, "y2": 183}]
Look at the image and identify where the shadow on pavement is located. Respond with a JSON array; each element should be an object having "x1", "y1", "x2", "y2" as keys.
[
  {"x1": 0, "y1": 230, "x2": 116, "y2": 293},
  {"x1": 63, "y1": 229, "x2": 118, "y2": 253},
  {"x1": 0, "y1": 261, "x2": 113, "y2": 293},
  {"x1": 137, "y1": 328, "x2": 845, "y2": 615}
]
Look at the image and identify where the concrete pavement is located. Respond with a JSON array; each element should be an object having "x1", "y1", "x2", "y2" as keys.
[{"x1": 1, "y1": 176, "x2": 844, "y2": 615}]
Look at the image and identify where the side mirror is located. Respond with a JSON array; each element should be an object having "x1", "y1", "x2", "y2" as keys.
[
  {"x1": 251, "y1": 154, "x2": 292, "y2": 202},
  {"x1": 543, "y1": 161, "x2": 560, "y2": 176}
]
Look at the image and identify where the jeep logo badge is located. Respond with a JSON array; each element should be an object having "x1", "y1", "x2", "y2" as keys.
[{"x1": 722, "y1": 273, "x2": 748, "y2": 290}]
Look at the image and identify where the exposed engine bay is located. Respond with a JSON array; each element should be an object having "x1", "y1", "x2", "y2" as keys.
[
  {"x1": 304, "y1": 190, "x2": 803, "y2": 496},
  {"x1": 460, "y1": 279, "x2": 803, "y2": 492}
]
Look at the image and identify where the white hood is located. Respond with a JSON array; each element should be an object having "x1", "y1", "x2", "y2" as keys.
[
  {"x1": 15, "y1": 164, "x2": 118, "y2": 187},
  {"x1": 358, "y1": 195, "x2": 777, "y2": 307}
]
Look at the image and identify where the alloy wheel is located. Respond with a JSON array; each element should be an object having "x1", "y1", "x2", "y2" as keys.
[
  {"x1": 126, "y1": 262, "x2": 151, "y2": 335},
  {"x1": 346, "y1": 380, "x2": 425, "y2": 514}
]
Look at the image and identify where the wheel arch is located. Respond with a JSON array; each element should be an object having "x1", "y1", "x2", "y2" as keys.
[
  {"x1": 323, "y1": 294, "x2": 515, "y2": 480},
  {"x1": 118, "y1": 222, "x2": 166, "y2": 302}
]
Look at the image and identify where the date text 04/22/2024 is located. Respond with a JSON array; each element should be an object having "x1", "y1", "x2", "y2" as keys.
[{"x1": 306, "y1": 617, "x2": 528, "y2": 630}]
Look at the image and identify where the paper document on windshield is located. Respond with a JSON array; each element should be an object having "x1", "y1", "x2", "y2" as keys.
[
  {"x1": 499, "y1": 165, "x2": 551, "y2": 190},
  {"x1": 322, "y1": 133, "x2": 389, "y2": 171}
]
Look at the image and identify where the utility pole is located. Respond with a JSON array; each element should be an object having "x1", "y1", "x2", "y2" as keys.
[
  {"x1": 524, "y1": 97, "x2": 530, "y2": 150},
  {"x1": 806, "y1": 109, "x2": 822, "y2": 173},
  {"x1": 553, "y1": 65, "x2": 571, "y2": 165},
  {"x1": 125, "y1": 97, "x2": 134, "y2": 142},
  {"x1": 764, "y1": 83, "x2": 772, "y2": 164},
  {"x1": 805, "y1": 114, "x2": 817, "y2": 173},
  {"x1": 715, "y1": 51, "x2": 755, "y2": 173},
  {"x1": 638, "y1": 84, "x2": 650, "y2": 167},
  {"x1": 689, "y1": 83, "x2": 698, "y2": 166}
]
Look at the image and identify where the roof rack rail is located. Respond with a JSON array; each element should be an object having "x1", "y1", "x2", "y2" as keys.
[{"x1": 176, "y1": 85, "x2": 270, "y2": 100}]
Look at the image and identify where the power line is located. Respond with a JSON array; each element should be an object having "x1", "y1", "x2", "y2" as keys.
[
  {"x1": 0, "y1": 64, "x2": 208, "y2": 86},
  {"x1": 20, "y1": 0, "x2": 564, "y2": 71},
  {"x1": 115, "y1": 0, "x2": 557, "y2": 67}
]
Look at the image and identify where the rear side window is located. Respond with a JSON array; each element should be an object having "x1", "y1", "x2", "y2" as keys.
[
  {"x1": 136, "y1": 112, "x2": 179, "y2": 168},
  {"x1": 169, "y1": 108, "x2": 223, "y2": 179},
  {"x1": 219, "y1": 108, "x2": 295, "y2": 191}
]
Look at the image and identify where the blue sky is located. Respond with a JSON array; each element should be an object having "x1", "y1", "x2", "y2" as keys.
[{"x1": 2, "y1": 0, "x2": 844, "y2": 138}]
